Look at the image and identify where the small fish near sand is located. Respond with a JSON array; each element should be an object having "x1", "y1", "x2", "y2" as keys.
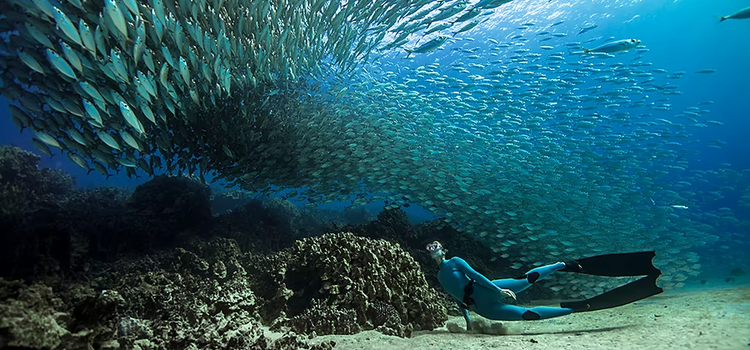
[
  {"x1": 582, "y1": 38, "x2": 641, "y2": 54},
  {"x1": 719, "y1": 6, "x2": 750, "y2": 22}
]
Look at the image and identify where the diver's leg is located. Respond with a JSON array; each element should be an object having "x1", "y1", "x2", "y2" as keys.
[
  {"x1": 482, "y1": 302, "x2": 574, "y2": 321},
  {"x1": 492, "y1": 262, "x2": 566, "y2": 294}
]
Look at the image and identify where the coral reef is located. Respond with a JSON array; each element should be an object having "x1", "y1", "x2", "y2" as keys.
[
  {"x1": 210, "y1": 189, "x2": 259, "y2": 215},
  {"x1": 0, "y1": 238, "x2": 335, "y2": 350},
  {"x1": 0, "y1": 146, "x2": 76, "y2": 283},
  {"x1": 0, "y1": 278, "x2": 125, "y2": 350},
  {"x1": 212, "y1": 199, "x2": 299, "y2": 254},
  {"x1": 0, "y1": 146, "x2": 74, "y2": 225},
  {"x1": 128, "y1": 175, "x2": 214, "y2": 239},
  {"x1": 1, "y1": 171, "x2": 216, "y2": 283},
  {"x1": 247, "y1": 232, "x2": 448, "y2": 337}
]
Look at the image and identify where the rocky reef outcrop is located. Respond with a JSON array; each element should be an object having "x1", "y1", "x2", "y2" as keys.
[
  {"x1": 1, "y1": 146, "x2": 77, "y2": 282},
  {"x1": 247, "y1": 232, "x2": 447, "y2": 337},
  {"x1": 0, "y1": 238, "x2": 335, "y2": 350}
]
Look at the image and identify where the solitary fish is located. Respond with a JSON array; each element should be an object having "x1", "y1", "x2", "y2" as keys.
[
  {"x1": 405, "y1": 35, "x2": 449, "y2": 58},
  {"x1": 719, "y1": 6, "x2": 750, "y2": 22},
  {"x1": 582, "y1": 38, "x2": 640, "y2": 53}
]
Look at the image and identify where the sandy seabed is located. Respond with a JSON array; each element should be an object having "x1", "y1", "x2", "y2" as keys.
[{"x1": 309, "y1": 285, "x2": 750, "y2": 350}]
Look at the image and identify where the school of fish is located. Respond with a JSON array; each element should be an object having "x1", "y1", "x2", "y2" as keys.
[{"x1": 0, "y1": 0, "x2": 748, "y2": 295}]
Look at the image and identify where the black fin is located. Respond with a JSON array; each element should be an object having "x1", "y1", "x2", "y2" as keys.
[
  {"x1": 560, "y1": 274, "x2": 663, "y2": 312},
  {"x1": 561, "y1": 251, "x2": 661, "y2": 277}
]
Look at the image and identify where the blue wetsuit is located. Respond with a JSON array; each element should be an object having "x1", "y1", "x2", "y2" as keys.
[{"x1": 437, "y1": 257, "x2": 574, "y2": 325}]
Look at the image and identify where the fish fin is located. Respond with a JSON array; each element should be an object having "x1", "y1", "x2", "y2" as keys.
[
  {"x1": 87, "y1": 168, "x2": 93, "y2": 175},
  {"x1": 404, "y1": 49, "x2": 413, "y2": 59},
  {"x1": 719, "y1": 16, "x2": 727, "y2": 23},
  {"x1": 582, "y1": 47, "x2": 591, "y2": 54}
]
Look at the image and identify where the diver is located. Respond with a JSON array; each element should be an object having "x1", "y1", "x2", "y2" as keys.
[{"x1": 426, "y1": 241, "x2": 663, "y2": 330}]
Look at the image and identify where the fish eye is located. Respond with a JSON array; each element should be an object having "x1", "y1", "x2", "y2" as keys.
[{"x1": 631, "y1": 39, "x2": 636, "y2": 42}]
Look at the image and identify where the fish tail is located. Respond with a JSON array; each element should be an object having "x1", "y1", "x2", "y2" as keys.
[
  {"x1": 87, "y1": 168, "x2": 93, "y2": 175},
  {"x1": 582, "y1": 47, "x2": 591, "y2": 54},
  {"x1": 404, "y1": 49, "x2": 412, "y2": 59},
  {"x1": 719, "y1": 16, "x2": 727, "y2": 23}
]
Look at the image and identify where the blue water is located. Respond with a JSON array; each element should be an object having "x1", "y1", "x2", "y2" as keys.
[{"x1": 1, "y1": 0, "x2": 748, "y2": 226}]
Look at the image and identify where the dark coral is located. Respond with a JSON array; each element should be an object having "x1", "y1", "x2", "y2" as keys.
[
  {"x1": 248, "y1": 232, "x2": 447, "y2": 337},
  {"x1": 0, "y1": 146, "x2": 76, "y2": 283},
  {"x1": 0, "y1": 145, "x2": 74, "y2": 226},
  {"x1": 128, "y1": 175, "x2": 214, "y2": 239},
  {"x1": 1, "y1": 172, "x2": 218, "y2": 283},
  {"x1": 212, "y1": 199, "x2": 299, "y2": 254}
]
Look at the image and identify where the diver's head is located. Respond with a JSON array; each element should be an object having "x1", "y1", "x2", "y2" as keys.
[{"x1": 426, "y1": 240, "x2": 447, "y2": 263}]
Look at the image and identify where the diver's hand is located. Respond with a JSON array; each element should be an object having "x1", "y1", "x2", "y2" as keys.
[{"x1": 500, "y1": 288, "x2": 517, "y2": 300}]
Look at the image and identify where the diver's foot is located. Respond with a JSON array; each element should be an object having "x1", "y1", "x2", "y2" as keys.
[{"x1": 561, "y1": 260, "x2": 582, "y2": 273}]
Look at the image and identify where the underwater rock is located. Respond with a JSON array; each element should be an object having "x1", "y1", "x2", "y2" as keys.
[
  {"x1": 287, "y1": 301, "x2": 363, "y2": 336},
  {"x1": 262, "y1": 198, "x2": 302, "y2": 226},
  {"x1": 0, "y1": 146, "x2": 74, "y2": 225},
  {"x1": 118, "y1": 175, "x2": 213, "y2": 251},
  {"x1": 213, "y1": 199, "x2": 299, "y2": 254},
  {"x1": 247, "y1": 232, "x2": 447, "y2": 337},
  {"x1": 57, "y1": 187, "x2": 133, "y2": 261},
  {"x1": 0, "y1": 146, "x2": 77, "y2": 282},
  {"x1": 0, "y1": 278, "x2": 117, "y2": 350},
  {"x1": 92, "y1": 237, "x2": 336, "y2": 349},
  {"x1": 0, "y1": 279, "x2": 69, "y2": 349},
  {"x1": 128, "y1": 175, "x2": 214, "y2": 235},
  {"x1": 446, "y1": 315, "x2": 507, "y2": 335},
  {"x1": 0, "y1": 237, "x2": 333, "y2": 349},
  {"x1": 210, "y1": 189, "x2": 258, "y2": 215},
  {"x1": 354, "y1": 207, "x2": 420, "y2": 244},
  {"x1": 341, "y1": 205, "x2": 376, "y2": 225}
]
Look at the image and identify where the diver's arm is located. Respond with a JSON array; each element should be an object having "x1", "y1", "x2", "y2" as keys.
[{"x1": 454, "y1": 257, "x2": 515, "y2": 299}]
